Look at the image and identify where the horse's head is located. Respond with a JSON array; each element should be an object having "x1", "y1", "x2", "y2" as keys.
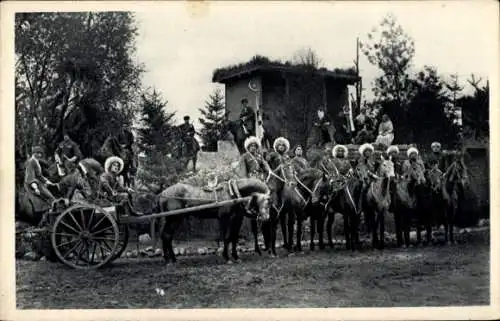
[
  {"x1": 379, "y1": 159, "x2": 396, "y2": 179},
  {"x1": 426, "y1": 168, "x2": 443, "y2": 193},
  {"x1": 447, "y1": 160, "x2": 469, "y2": 191},
  {"x1": 409, "y1": 164, "x2": 426, "y2": 186},
  {"x1": 249, "y1": 192, "x2": 271, "y2": 221},
  {"x1": 311, "y1": 172, "x2": 330, "y2": 206}
]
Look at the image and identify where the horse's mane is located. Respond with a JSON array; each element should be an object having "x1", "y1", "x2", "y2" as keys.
[{"x1": 298, "y1": 167, "x2": 323, "y2": 186}]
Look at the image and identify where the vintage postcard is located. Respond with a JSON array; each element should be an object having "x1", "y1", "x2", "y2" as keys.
[{"x1": 1, "y1": 0, "x2": 498, "y2": 320}]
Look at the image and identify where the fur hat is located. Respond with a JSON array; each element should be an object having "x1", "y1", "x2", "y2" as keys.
[
  {"x1": 407, "y1": 147, "x2": 419, "y2": 157},
  {"x1": 32, "y1": 146, "x2": 44, "y2": 154},
  {"x1": 273, "y1": 137, "x2": 290, "y2": 153},
  {"x1": 105, "y1": 156, "x2": 124, "y2": 174},
  {"x1": 431, "y1": 141, "x2": 441, "y2": 149},
  {"x1": 358, "y1": 143, "x2": 374, "y2": 155},
  {"x1": 332, "y1": 144, "x2": 348, "y2": 157},
  {"x1": 386, "y1": 145, "x2": 400, "y2": 154},
  {"x1": 244, "y1": 136, "x2": 261, "y2": 151}
]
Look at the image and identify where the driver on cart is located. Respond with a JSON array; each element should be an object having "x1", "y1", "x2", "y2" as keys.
[
  {"x1": 99, "y1": 156, "x2": 138, "y2": 215},
  {"x1": 24, "y1": 145, "x2": 57, "y2": 206}
]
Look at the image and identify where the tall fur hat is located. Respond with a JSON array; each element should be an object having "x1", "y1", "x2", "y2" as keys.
[
  {"x1": 244, "y1": 136, "x2": 261, "y2": 151},
  {"x1": 32, "y1": 146, "x2": 44, "y2": 155},
  {"x1": 407, "y1": 147, "x2": 419, "y2": 157},
  {"x1": 431, "y1": 141, "x2": 441, "y2": 149},
  {"x1": 105, "y1": 156, "x2": 124, "y2": 174},
  {"x1": 358, "y1": 143, "x2": 374, "y2": 155},
  {"x1": 386, "y1": 145, "x2": 400, "y2": 154},
  {"x1": 332, "y1": 144, "x2": 348, "y2": 157},
  {"x1": 273, "y1": 137, "x2": 290, "y2": 153}
]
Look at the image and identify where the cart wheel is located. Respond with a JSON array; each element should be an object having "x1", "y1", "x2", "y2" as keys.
[
  {"x1": 51, "y1": 205, "x2": 119, "y2": 270},
  {"x1": 108, "y1": 224, "x2": 129, "y2": 262}
]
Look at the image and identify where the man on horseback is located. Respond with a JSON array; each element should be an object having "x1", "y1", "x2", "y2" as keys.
[
  {"x1": 386, "y1": 145, "x2": 402, "y2": 175},
  {"x1": 355, "y1": 143, "x2": 380, "y2": 206},
  {"x1": 291, "y1": 145, "x2": 310, "y2": 175},
  {"x1": 426, "y1": 141, "x2": 446, "y2": 171},
  {"x1": 239, "y1": 136, "x2": 271, "y2": 180},
  {"x1": 239, "y1": 98, "x2": 256, "y2": 136},
  {"x1": 402, "y1": 147, "x2": 426, "y2": 181},
  {"x1": 54, "y1": 133, "x2": 83, "y2": 177},
  {"x1": 267, "y1": 137, "x2": 296, "y2": 183},
  {"x1": 179, "y1": 115, "x2": 200, "y2": 151},
  {"x1": 308, "y1": 107, "x2": 336, "y2": 148},
  {"x1": 25, "y1": 146, "x2": 57, "y2": 205}
]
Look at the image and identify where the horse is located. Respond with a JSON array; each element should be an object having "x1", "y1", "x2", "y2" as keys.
[
  {"x1": 279, "y1": 167, "x2": 326, "y2": 253},
  {"x1": 156, "y1": 178, "x2": 271, "y2": 264},
  {"x1": 391, "y1": 164, "x2": 428, "y2": 248},
  {"x1": 172, "y1": 127, "x2": 200, "y2": 172},
  {"x1": 362, "y1": 159, "x2": 396, "y2": 250},
  {"x1": 224, "y1": 118, "x2": 275, "y2": 155},
  {"x1": 441, "y1": 157, "x2": 470, "y2": 244},
  {"x1": 423, "y1": 166, "x2": 447, "y2": 244},
  {"x1": 321, "y1": 173, "x2": 364, "y2": 251}
]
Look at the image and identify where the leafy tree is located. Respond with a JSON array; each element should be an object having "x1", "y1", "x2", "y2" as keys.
[
  {"x1": 15, "y1": 12, "x2": 144, "y2": 160},
  {"x1": 137, "y1": 89, "x2": 176, "y2": 155},
  {"x1": 458, "y1": 75, "x2": 489, "y2": 143},
  {"x1": 198, "y1": 88, "x2": 226, "y2": 151},
  {"x1": 361, "y1": 13, "x2": 416, "y2": 140},
  {"x1": 407, "y1": 66, "x2": 459, "y2": 148}
]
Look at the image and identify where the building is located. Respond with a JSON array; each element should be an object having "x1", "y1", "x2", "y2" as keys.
[{"x1": 212, "y1": 56, "x2": 361, "y2": 147}]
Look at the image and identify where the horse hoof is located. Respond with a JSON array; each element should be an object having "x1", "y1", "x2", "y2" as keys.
[{"x1": 226, "y1": 260, "x2": 233, "y2": 265}]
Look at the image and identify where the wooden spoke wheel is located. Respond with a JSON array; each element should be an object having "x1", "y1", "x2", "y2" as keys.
[
  {"x1": 51, "y1": 205, "x2": 119, "y2": 270},
  {"x1": 108, "y1": 224, "x2": 129, "y2": 263}
]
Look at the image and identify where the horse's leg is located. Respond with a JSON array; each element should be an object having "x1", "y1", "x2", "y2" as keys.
[
  {"x1": 160, "y1": 218, "x2": 176, "y2": 264},
  {"x1": 309, "y1": 212, "x2": 316, "y2": 251},
  {"x1": 379, "y1": 209, "x2": 386, "y2": 250},
  {"x1": 219, "y1": 214, "x2": 231, "y2": 262},
  {"x1": 449, "y1": 204, "x2": 456, "y2": 245},
  {"x1": 351, "y1": 212, "x2": 360, "y2": 251},
  {"x1": 192, "y1": 156, "x2": 197, "y2": 172},
  {"x1": 444, "y1": 204, "x2": 451, "y2": 245},
  {"x1": 403, "y1": 209, "x2": 411, "y2": 248},
  {"x1": 326, "y1": 211, "x2": 335, "y2": 248},
  {"x1": 295, "y1": 213, "x2": 303, "y2": 252},
  {"x1": 394, "y1": 209, "x2": 403, "y2": 247},
  {"x1": 250, "y1": 219, "x2": 262, "y2": 256},
  {"x1": 270, "y1": 216, "x2": 278, "y2": 256},
  {"x1": 416, "y1": 208, "x2": 422, "y2": 246},
  {"x1": 343, "y1": 213, "x2": 351, "y2": 251},
  {"x1": 370, "y1": 211, "x2": 378, "y2": 249},
  {"x1": 230, "y1": 213, "x2": 244, "y2": 262},
  {"x1": 288, "y1": 210, "x2": 296, "y2": 252},
  {"x1": 317, "y1": 210, "x2": 326, "y2": 250},
  {"x1": 280, "y1": 210, "x2": 290, "y2": 251}
]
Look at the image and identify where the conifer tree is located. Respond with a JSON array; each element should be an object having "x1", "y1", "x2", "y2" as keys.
[{"x1": 198, "y1": 88, "x2": 225, "y2": 151}]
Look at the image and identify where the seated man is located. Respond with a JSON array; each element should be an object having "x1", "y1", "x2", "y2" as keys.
[
  {"x1": 24, "y1": 146, "x2": 57, "y2": 206},
  {"x1": 331, "y1": 144, "x2": 354, "y2": 176},
  {"x1": 54, "y1": 133, "x2": 83, "y2": 177},
  {"x1": 374, "y1": 114, "x2": 394, "y2": 148},
  {"x1": 239, "y1": 136, "x2": 271, "y2": 180},
  {"x1": 99, "y1": 156, "x2": 137, "y2": 214},
  {"x1": 425, "y1": 141, "x2": 446, "y2": 171},
  {"x1": 402, "y1": 147, "x2": 426, "y2": 182},
  {"x1": 291, "y1": 145, "x2": 310, "y2": 175},
  {"x1": 179, "y1": 116, "x2": 200, "y2": 153}
]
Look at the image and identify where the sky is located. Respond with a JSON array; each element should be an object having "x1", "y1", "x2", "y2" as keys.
[{"x1": 133, "y1": 1, "x2": 497, "y2": 129}]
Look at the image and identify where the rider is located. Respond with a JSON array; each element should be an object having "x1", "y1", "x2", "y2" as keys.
[
  {"x1": 317, "y1": 143, "x2": 336, "y2": 176},
  {"x1": 179, "y1": 115, "x2": 200, "y2": 154},
  {"x1": 426, "y1": 141, "x2": 446, "y2": 171},
  {"x1": 331, "y1": 145, "x2": 353, "y2": 176},
  {"x1": 239, "y1": 98, "x2": 256, "y2": 136},
  {"x1": 25, "y1": 146, "x2": 57, "y2": 204},
  {"x1": 54, "y1": 133, "x2": 83, "y2": 176},
  {"x1": 312, "y1": 106, "x2": 336, "y2": 146},
  {"x1": 240, "y1": 136, "x2": 271, "y2": 180},
  {"x1": 291, "y1": 145, "x2": 310, "y2": 175},
  {"x1": 267, "y1": 137, "x2": 295, "y2": 183},
  {"x1": 386, "y1": 145, "x2": 402, "y2": 175},
  {"x1": 401, "y1": 147, "x2": 426, "y2": 181}
]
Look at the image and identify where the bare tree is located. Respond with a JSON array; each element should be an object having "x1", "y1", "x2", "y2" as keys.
[{"x1": 292, "y1": 47, "x2": 323, "y2": 69}]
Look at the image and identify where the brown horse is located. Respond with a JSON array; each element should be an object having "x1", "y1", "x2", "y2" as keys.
[
  {"x1": 322, "y1": 174, "x2": 364, "y2": 251},
  {"x1": 279, "y1": 168, "x2": 326, "y2": 253},
  {"x1": 156, "y1": 178, "x2": 270, "y2": 264},
  {"x1": 363, "y1": 159, "x2": 396, "y2": 250},
  {"x1": 441, "y1": 157, "x2": 470, "y2": 244},
  {"x1": 391, "y1": 165, "x2": 427, "y2": 247}
]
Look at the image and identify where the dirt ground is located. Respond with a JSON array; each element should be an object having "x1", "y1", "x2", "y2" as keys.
[{"x1": 16, "y1": 229, "x2": 490, "y2": 309}]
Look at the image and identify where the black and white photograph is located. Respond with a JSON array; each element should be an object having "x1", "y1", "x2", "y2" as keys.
[{"x1": 1, "y1": 0, "x2": 498, "y2": 319}]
